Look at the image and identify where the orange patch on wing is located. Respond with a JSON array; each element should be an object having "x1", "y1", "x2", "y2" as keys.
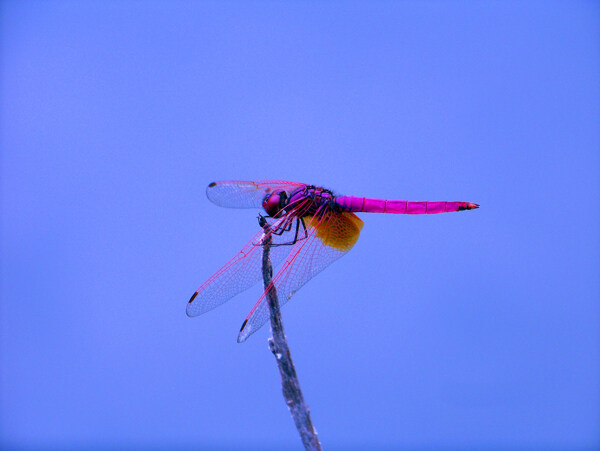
[{"x1": 304, "y1": 212, "x2": 364, "y2": 251}]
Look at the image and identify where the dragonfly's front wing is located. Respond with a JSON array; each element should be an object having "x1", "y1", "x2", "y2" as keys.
[
  {"x1": 186, "y1": 216, "x2": 294, "y2": 317},
  {"x1": 187, "y1": 197, "x2": 318, "y2": 319},
  {"x1": 206, "y1": 180, "x2": 305, "y2": 209}
]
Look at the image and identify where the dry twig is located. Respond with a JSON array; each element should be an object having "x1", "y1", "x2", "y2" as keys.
[{"x1": 258, "y1": 215, "x2": 322, "y2": 451}]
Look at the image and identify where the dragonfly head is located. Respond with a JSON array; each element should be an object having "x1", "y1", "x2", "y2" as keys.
[{"x1": 262, "y1": 190, "x2": 288, "y2": 217}]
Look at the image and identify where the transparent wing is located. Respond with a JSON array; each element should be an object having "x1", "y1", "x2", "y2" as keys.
[
  {"x1": 237, "y1": 210, "x2": 364, "y2": 342},
  {"x1": 206, "y1": 180, "x2": 306, "y2": 209},
  {"x1": 186, "y1": 200, "x2": 315, "y2": 317}
]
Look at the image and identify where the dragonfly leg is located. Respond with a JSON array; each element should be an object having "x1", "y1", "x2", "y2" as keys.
[
  {"x1": 255, "y1": 214, "x2": 293, "y2": 246},
  {"x1": 271, "y1": 216, "x2": 309, "y2": 247},
  {"x1": 293, "y1": 216, "x2": 308, "y2": 244},
  {"x1": 257, "y1": 214, "x2": 294, "y2": 238},
  {"x1": 270, "y1": 217, "x2": 295, "y2": 236}
]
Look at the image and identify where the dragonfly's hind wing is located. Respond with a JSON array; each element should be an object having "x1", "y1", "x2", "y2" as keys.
[
  {"x1": 237, "y1": 211, "x2": 364, "y2": 342},
  {"x1": 206, "y1": 180, "x2": 306, "y2": 209}
]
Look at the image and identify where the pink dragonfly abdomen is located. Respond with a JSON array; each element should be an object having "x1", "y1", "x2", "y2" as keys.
[{"x1": 335, "y1": 196, "x2": 479, "y2": 214}]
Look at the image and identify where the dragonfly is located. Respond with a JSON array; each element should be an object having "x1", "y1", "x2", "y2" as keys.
[{"x1": 187, "y1": 180, "x2": 479, "y2": 342}]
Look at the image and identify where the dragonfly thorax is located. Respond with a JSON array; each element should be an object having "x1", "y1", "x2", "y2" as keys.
[{"x1": 286, "y1": 186, "x2": 339, "y2": 217}]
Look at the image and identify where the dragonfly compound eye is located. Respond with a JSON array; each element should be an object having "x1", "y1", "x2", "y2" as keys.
[{"x1": 263, "y1": 192, "x2": 283, "y2": 217}]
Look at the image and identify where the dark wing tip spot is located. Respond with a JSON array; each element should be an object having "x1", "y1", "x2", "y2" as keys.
[
  {"x1": 239, "y1": 319, "x2": 248, "y2": 332},
  {"x1": 208, "y1": 182, "x2": 217, "y2": 188},
  {"x1": 188, "y1": 291, "x2": 198, "y2": 303}
]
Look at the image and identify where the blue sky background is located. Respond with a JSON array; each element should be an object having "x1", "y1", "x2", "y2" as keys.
[{"x1": 1, "y1": 1, "x2": 599, "y2": 449}]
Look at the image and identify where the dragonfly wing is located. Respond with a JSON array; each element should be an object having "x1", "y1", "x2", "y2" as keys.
[
  {"x1": 187, "y1": 216, "x2": 297, "y2": 317},
  {"x1": 206, "y1": 180, "x2": 306, "y2": 209},
  {"x1": 237, "y1": 211, "x2": 364, "y2": 342}
]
